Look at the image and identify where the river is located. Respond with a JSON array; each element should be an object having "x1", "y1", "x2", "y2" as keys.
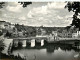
[{"x1": 11, "y1": 40, "x2": 80, "y2": 60}]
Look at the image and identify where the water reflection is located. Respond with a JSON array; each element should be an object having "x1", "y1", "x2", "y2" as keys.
[{"x1": 12, "y1": 40, "x2": 80, "y2": 60}]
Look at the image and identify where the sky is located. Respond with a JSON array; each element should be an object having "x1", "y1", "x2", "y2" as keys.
[{"x1": 0, "y1": 2, "x2": 74, "y2": 27}]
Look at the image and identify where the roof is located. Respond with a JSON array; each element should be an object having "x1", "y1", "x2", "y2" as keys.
[
  {"x1": 0, "y1": 21, "x2": 5, "y2": 22},
  {"x1": 0, "y1": 21, "x2": 11, "y2": 25}
]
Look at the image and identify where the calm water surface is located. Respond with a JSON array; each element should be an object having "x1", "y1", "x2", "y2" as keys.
[{"x1": 12, "y1": 40, "x2": 80, "y2": 60}]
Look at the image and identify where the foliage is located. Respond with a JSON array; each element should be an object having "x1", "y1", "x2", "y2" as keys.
[
  {"x1": 18, "y1": 2, "x2": 32, "y2": 7},
  {"x1": 0, "y1": 52, "x2": 26, "y2": 60},
  {"x1": 18, "y1": 41, "x2": 23, "y2": 48},
  {"x1": 65, "y1": 2, "x2": 80, "y2": 30},
  {"x1": 5, "y1": 31, "x2": 11, "y2": 37},
  {"x1": 0, "y1": 31, "x2": 5, "y2": 52},
  {"x1": 0, "y1": 2, "x2": 5, "y2": 8},
  {"x1": 0, "y1": 39, "x2": 5, "y2": 52},
  {"x1": 0, "y1": 31, "x2": 3, "y2": 36},
  {"x1": 15, "y1": 24, "x2": 36, "y2": 37},
  {"x1": 0, "y1": 2, "x2": 32, "y2": 9}
]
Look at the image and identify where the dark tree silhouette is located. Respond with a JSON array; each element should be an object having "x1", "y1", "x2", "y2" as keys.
[
  {"x1": 0, "y1": 40, "x2": 5, "y2": 52},
  {"x1": 65, "y1": 2, "x2": 80, "y2": 30},
  {"x1": 0, "y1": 31, "x2": 3, "y2": 36},
  {"x1": 0, "y1": 2, "x2": 32, "y2": 8},
  {"x1": 0, "y1": 2, "x2": 5, "y2": 8},
  {"x1": 5, "y1": 31, "x2": 11, "y2": 37},
  {"x1": 18, "y1": 2, "x2": 32, "y2": 7}
]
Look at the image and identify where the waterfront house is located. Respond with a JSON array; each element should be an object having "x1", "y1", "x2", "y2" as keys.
[
  {"x1": 0, "y1": 21, "x2": 11, "y2": 29},
  {"x1": 12, "y1": 27, "x2": 18, "y2": 37},
  {"x1": 36, "y1": 27, "x2": 46, "y2": 36},
  {"x1": 77, "y1": 31, "x2": 80, "y2": 38},
  {"x1": 41, "y1": 28, "x2": 46, "y2": 36},
  {"x1": 0, "y1": 21, "x2": 15, "y2": 34},
  {"x1": 18, "y1": 31, "x2": 24, "y2": 37},
  {"x1": 0, "y1": 21, "x2": 7, "y2": 29},
  {"x1": 72, "y1": 33, "x2": 78, "y2": 38},
  {"x1": 72, "y1": 31, "x2": 80, "y2": 38},
  {"x1": 0, "y1": 29, "x2": 2, "y2": 32},
  {"x1": 52, "y1": 31, "x2": 57, "y2": 36}
]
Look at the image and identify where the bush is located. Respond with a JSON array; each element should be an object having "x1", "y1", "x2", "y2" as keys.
[
  {"x1": 5, "y1": 31, "x2": 11, "y2": 37},
  {"x1": 0, "y1": 39, "x2": 5, "y2": 52},
  {"x1": 0, "y1": 31, "x2": 3, "y2": 36}
]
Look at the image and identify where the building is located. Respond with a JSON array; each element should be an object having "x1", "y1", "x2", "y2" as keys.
[
  {"x1": 0, "y1": 21, "x2": 15, "y2": 29},
  {"x1": 36, "y1": 27, "x2": 41, "y2": 35},
  {"x1": 52, "y1": 31, "x2": 57, "y2": 36},
  {"x1": 18, "y1": 32, "x2": 23, "y2": 37},
  {"x1": 0, "y1": 21, "x2": 11, "y2": 29},
  {"x1": 12, "y1": 27, "x2": 18, "y2": 37},
  {"x1": 0, "y1": 21, "x2": 15, "y2": 34},
  {"x1": 0, "y1": 21, "x2": 7, "y2": 29},
  {"x1": 77, "y1": 31, "x2": 80, "y2": 37},
  {"x1": 36, "y1": 27, "x2": 46, "y2": 36},
  {"x1": 72, "y1": 31, "x2": 80, "y2": 38},
  {"x1": 0, "y1": 28, "x2": 2, "y2": 32},
  {"x1": 10, "y1": 24, "x2": 15, "y2": 29},
  {"x1": 72, "y1": 33, "x2": 78, "y2": 38},
  {"x1": 40, "y1": 28, "x2": 46, "y2": 35}
]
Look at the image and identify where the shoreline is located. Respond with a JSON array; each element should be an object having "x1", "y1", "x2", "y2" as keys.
[{"x1": 0, "y1": 52, "x2": 26, "y2": 60}]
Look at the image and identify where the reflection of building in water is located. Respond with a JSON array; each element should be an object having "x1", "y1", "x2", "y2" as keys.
[{"x1": 46, "y1": 45, "x2": 58, "y2": 53}]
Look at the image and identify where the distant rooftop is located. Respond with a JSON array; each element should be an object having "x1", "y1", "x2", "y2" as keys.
[
  {"x1": 0, "y1": 21, "x2": 11, "y2": 25},
  {"x1": 0, "y1": 21, "x2": 6, "y2": 22}
]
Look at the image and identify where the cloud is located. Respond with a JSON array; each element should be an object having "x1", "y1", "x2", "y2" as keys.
[
  {"x1": 6, "y1": 2, "x2": 22, "y2": 12},
  {"x1": 27, "y1": 10, "x2": 34, "y2": 18},
  {"x1": 0, "y1": 2, "x2": 74, "y2": 27},
  {"x1": 47, "y1": 2, "x2": 67, "y2": 9},
  {"x1": 27, "y1": 2, "x2": 67, "y2": 18},
  {"x1": 27, "y1": 5, "x2": 49, "y2": 16},
  {"x1": 57, "y1": 16, "x2": 63, "y2": 20},
  {"x1": 18, "y1": 16, "x2": 26, "y2": 20}
]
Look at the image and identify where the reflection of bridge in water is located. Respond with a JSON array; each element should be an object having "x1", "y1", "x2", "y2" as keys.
[
  {"x1": 12, "y1": 36, "x2": 80, "y2": 49},
  {"x1": 12, "y1": 43, "x2": 80, "y2": 54}
]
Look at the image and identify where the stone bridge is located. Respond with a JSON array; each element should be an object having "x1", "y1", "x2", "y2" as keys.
[{"x1": 11, "y1": 37, "x2": 80, "y2": 48}]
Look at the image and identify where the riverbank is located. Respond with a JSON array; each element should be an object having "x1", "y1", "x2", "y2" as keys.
[
  {"x1": 2, "y1": 38, "x2": 13, "y2": 54},
  {"x1": 0, "y1": 52, "x2": 26, "y2": 60},
  {"x1": 0, "y1": 37, "x2": 26, "y2": 60}
]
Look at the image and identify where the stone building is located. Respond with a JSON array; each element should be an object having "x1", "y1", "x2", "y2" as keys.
[
  {"x1": 0, "y1": 21, "x2": 15, "y2": 33},
  {"x1": 72, "y1": 31, "x2": 80, "y2": 38}
]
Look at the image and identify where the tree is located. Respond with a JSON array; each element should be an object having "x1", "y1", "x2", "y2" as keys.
[
  {"x1": 0, "y1": 2, "x2": 32, "y2": 8},
  {"x1": 65, "y1": 2, "x2": 80, "y2": 30},
  {"x1": 5, "y1": 31, "x2": 11, "y2": 37},
  {"x1": 18, "y1": 2, "x2": 32, "y2": 7},
  {"x1": 0, "y1": 2, "x2": 5, "y2": 8},
  {"x1": 0, "y1": 39, "x2": 5, "y2": 52},
  {"x1": 0, "y1": 31, "x2": 3, "y2": 36}
]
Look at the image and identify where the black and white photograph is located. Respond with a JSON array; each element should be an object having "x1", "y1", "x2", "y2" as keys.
[{"x1": 0, "y1": 2, "x2": 80, "y2": 60}]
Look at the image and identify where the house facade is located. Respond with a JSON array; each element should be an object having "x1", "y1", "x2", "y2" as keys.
[{"x1": 72, "y1": 31, "x2": 80, "y2": 38}]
